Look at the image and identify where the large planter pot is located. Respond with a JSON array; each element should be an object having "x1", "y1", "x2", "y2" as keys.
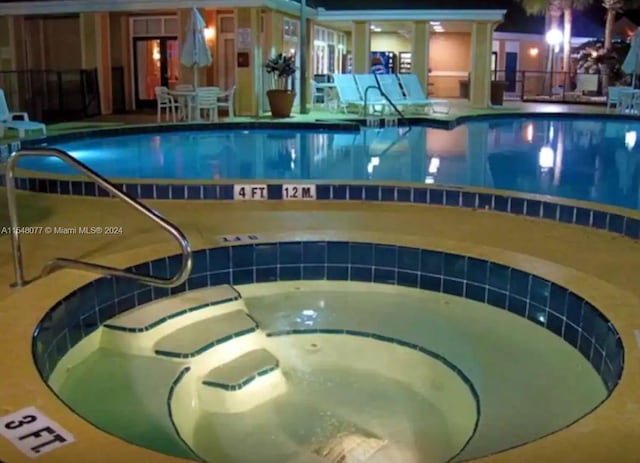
[{"x1": 266, "y1": 89, "x2": 295, "y2": 118}]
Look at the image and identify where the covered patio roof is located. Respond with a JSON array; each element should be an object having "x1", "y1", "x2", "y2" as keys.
[{"x1": 0, "y1": 0, "x2": 506, "y2": 21}]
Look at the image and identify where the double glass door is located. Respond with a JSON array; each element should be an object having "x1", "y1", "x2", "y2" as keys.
[{"x1": 133, "y1": 37, "x2": 179, "y2": 108}]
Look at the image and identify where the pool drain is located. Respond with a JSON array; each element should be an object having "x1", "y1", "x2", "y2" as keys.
[
  {"x1": 313, "y1": 432, "x2": 387, "y2": 462},
  {"x1": 306, "y1": 342, "x2": 321, "y2": 352}
]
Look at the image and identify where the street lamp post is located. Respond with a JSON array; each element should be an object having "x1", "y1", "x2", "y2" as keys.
[{"x1": 545, "y1": 28, "x2": 563, "y2": 96}]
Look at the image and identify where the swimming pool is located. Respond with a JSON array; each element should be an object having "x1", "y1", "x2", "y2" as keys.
[{"x1": 19, "y1": 116, "x2": 640, "y2": 210}]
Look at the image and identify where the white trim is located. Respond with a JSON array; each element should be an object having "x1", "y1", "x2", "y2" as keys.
[
  {"x1": 317, "y1": 9, "x2": 506, "y2": 22},
  {"x1": 0, "y1": 0, "x2": 318, "y2": 16},
  {"x1": 0, "y1": 0, "x2": 263, "y2": 15},
  {"x1": 429, "y1": 71, "x2": 468, "y2": 77}
]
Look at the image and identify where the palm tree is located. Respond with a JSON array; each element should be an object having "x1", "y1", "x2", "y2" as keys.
[
  {"x1": 602, "y1": 0, "x2": 640, "y2": 90},
  {"x1": 561, "y1": 0, "x2": 593, "y2": 75},
  {"x1": 519, "y1": 0, "x2": 563, "y2": 93},
  {"x1": 603, "y1": 0, "x2": 640, "y2": 49}
]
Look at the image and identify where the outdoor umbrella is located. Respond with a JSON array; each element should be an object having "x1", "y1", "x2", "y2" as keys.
[
  {"x1": 179, "y1": 7, "x2": 212, "y2": 87},
  {"x1": 622, "y1": 29, "x2": 640, "y2": 87}
]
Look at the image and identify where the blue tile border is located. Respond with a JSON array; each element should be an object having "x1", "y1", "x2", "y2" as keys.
[
  {"x1": 4, "y1": 177, "x2": 639, "y2": 240},
  {"x1": 32, "y1": 241, "x2": 624, "y2": 400}
]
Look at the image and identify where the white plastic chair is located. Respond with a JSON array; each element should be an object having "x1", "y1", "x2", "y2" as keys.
[
  {"x1": 154, "y1": 87, "x2": 180, "y2": 123},
  {"x1": 398, "y1": 74, "x2": 450, "y2": 114},
  {"x1": 195, "y1": 87, "x2": 220, "y2": 122},
  {"x1": 0, "y1": 89, "x2": 46, "y2": 138},
  {"x1": 607, "y1": 86, "x2": 633, "y2": 113},
  {"x1": 174, "y1": 84, "x2": 194, "y2": 120},
  {"x1": 332, "y1": 74, "x2": 366, "y2": 114},
  {"x1": 217, "y1": 86, "x2": 235, "y2": 118}
]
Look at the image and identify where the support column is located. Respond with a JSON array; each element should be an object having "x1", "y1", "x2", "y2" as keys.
[
  {"x1": 235, "y1": 7, "x2": 260, "y2": 116},
  {"x1": 262, "y1": 10, "x2": 283, "y2": 114},
  {"x1": 411, "y1": 21, "x2": 430, "y2": 94},
  {"x1": 352, "y1": 21, "x2": 370, "y2": 74},
  {"x1": 80, "y1": 13, "x2": 112, "y2": 114},
  {"x1": 469, "y1": 21, "x2": 493, "y2": 108}
]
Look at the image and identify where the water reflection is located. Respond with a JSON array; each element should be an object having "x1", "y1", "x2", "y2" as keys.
[{"x1": 24, "y1": 119, "x2": 640, "y2": 210}]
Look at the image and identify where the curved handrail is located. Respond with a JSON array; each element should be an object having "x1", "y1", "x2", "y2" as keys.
[
  {"x1": 5, "y1": 148, "x2": 193, "y2": 288},
  {"x1": 363, "y1": 84, "x2": 408, "y2": 124}
]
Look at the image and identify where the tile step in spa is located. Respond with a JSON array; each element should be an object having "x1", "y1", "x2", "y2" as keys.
[
  {"x1": 198, "y1": 348, "x2": 288, "y2": 414},
  {"x1": 153, "y1": 310, "x2": 260, "y2": 359},
  {"x1": 100, "y1": 285, "x2": 246, "y2": 355}
]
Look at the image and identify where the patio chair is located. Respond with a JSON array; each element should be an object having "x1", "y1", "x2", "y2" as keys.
[
  {"x1": 398, "y1": 74, "x2": 450, "y2": 114},
  {"x1": 155, "y1": 86, "x2": 180, "y2": 123},
  {"x1": 195, "y1": 87, "x2": 220, "y2": 122},
  {"x1": 353, "y1": 73, "x2": 389, "y2": 114},
  {"x1": 375, "y1": 74, "x2": 410, "y2": 109},
  {"x1": 217, "y1": 86, "x2": 236, "y2": 118},
  {"x1": 607, "y1": 86, "x2": 633, "y2": 113},
  {"x1": 332, "y1": 74, "x2": 366, "y2": 114},
  {"x1": 0, "y1": 89, "x2": 46, "y2": 139}
]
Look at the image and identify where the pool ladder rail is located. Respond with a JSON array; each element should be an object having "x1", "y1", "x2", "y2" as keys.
[
  {"x1": 4, "y1": 148, "x2": 193, "y2": 288},
  {"x1": 363, "y1": 84, "x2": 408, "y2": 127}
]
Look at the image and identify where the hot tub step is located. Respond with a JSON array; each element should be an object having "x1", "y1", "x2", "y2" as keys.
[
  {"x1": 201, "y1": 348, "x2": 279, "y2": 391},
  {"x1": 103, "y1": 284, "x2": 241, "y2": 333},
  {"x1": 154, "y1": 310, "x2": 258, "y2": 359}
]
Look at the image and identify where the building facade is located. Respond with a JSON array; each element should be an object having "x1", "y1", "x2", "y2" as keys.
[{"x1": 0, "y1": 0, "x2": 507, "y2": 117}]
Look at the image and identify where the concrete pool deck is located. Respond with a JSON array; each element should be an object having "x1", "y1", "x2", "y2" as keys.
[
  {"x1": 0, "y1": 188, "x2": 638, "y2": 462},
  {"x1": 0, "y1": 99, "x2": 613, "y2": 144}
]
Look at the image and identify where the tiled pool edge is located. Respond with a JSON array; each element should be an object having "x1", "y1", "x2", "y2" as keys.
[
  {"x1": 6, "y1": 174, "x2": 639, "y2": 240},
  {"x1": 33, "y1": 241, "x2": 624, "y2": 398}
]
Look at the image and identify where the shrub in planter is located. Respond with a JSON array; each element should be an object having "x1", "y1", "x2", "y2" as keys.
[{"x1": 265, "y1": 53, "x2": 297, "y2": 118}]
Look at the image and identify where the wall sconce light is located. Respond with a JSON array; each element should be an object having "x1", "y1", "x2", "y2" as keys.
[
  {"x1": 529, "y1": 47, "x2": 539, "y2": 57},
  {"x1": 204, "y1": 27, "x2": 214, "y2": 41}
]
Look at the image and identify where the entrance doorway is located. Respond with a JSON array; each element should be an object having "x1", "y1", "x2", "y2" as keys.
[{"x1": 133, "y1": 37, "x2": 179, "y2": 108}]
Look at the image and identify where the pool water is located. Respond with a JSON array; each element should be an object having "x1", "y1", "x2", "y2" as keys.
[
  {"x1": 21, "y1": 117, "x2": 640, "y2": 210},
  {"x1": 52, "y1": 282, "x2": 606, "y2": 463}
]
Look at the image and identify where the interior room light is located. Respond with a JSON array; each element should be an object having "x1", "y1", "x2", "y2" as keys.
[
  {"x1": 625, "y1": 130, "x2": 637, "y2": 150},
  {"x1": 428, "y1": 157, "x2": 440, "y2": 174},
  {"x1": 204, "y1": 27, "x2": 214, "y2": 40},
  {"x1": 524, "y1": 122, "x2": 534, "y2": 142},
  {"x1": 529, "y1": 47, "x2": 539, "y2": 57},
  {"x1": 367, "y1": 156, "x2": 380, "y2": 174},
  {"x1": 538, "y1": 146, "x2": 555, "y2": 169},
  {"x1": 429, "y1": 21, "x2": 441, "y2": 25}
]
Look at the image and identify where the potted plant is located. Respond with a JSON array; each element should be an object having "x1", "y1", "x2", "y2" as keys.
[{"x1": 265, "y1": 53, "x2": 296, "y2": 118}]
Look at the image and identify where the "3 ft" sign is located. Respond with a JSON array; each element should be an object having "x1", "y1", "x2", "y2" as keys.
[{"x1": 0, "y1": 407, "x2": 74, "y2": 458}]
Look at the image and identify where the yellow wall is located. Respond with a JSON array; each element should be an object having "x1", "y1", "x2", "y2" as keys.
[
  {"x1": 367, "y1": 31, "x2": 471, "y2": 97},
  {"x1": 370, "y1": 32, "x2": 410, "y2": 53},
  {"x1": 42, "y1": 17, "x2": 82, "y2": 70}
]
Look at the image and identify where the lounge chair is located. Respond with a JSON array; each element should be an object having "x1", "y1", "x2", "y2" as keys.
[
  {"x1": 398, "y1": 74, "x2": 450, "y2": 114},
  {"x1": 375, "y1": 74, "x2": 410, "y2": 109},
  {"x1": 332, "y1": 74, "x2": 366, "y2": 114},
  {"x1": 0, "y1": 89, "x2": 46, "y2": 138},
  {"x1": 353, "y1": 74, "x2": 389, "y2": 114}
]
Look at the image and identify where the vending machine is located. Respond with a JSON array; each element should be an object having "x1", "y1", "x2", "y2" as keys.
[
  {"x1": 399, "y1": 52, "x2": 412, "y2": 73},
  {"x1": 370, "y1": 51, "x2": 397, "y2": 74}
]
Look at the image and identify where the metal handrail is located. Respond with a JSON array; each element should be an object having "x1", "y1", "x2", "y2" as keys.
[
  {"x1": 363, "y1": 84, "x2": 408, "y2": 124},
  {"x1": 5, "y1": 148, "x2": 193, "y2": 288}
]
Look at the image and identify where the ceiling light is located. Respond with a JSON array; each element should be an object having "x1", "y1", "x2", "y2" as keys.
[
  {"x1": 429, "y1": 21, "x2": 441, "y2": 25},
  {"x1": 370, "y1": 24, "x2": 376, "y2": 29}
]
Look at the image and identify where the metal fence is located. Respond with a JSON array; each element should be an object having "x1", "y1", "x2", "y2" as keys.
[
  {"x1": 0, "y1": 69, "x2": 101, "y2": 123},
  {"x1": 491, "y1": 69, "x2": 607, "y2": 105}
]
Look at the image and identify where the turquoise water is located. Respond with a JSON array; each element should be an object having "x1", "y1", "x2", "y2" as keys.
[
  {"x1": 20, "y1": 117, "x2": 640, "y2": 210},
  {"x1": 53, "y1": 283, "x2": 606, "y2": 462}
]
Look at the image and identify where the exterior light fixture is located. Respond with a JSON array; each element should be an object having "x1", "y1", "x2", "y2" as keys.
[{"x1": 529, "y1": 47, "x2": 539, "y2": 57}]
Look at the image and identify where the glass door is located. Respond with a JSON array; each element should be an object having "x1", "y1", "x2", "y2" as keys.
[{"x1": 133, "y1": 37, "x2": 179, "y2": 108}]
